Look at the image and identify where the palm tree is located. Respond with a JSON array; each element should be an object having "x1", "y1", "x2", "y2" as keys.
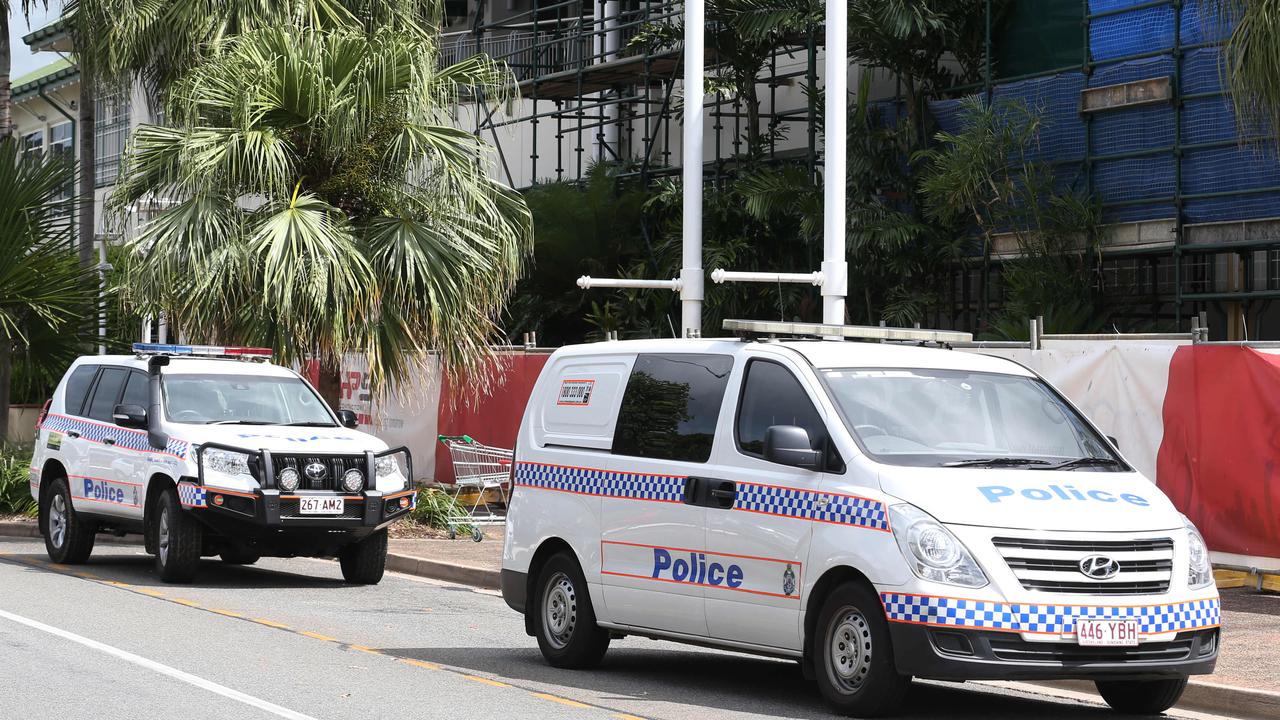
[
  {"x1": 109, "y1": 23, "x2": 532, "y2": 405},
  {"x1": 0, "y1": 2, "x2": 48, "y2": 139},
  {"x1": 0, "y1": 137, "x2": 96, "y2": 441},
  {"x1": 1201, "y1": 1, "x2": 1280, "y2": 145}
]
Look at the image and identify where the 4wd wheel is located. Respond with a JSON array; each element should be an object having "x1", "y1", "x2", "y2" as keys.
[
  {"x1": 42, "y1": 478, "x2": 95, "y2": 564},
  {"x1": 339, "y1": 529, "x2": 387, "y2": 584},
  {"x1": 155, "y1": 487, "x2": 202, "y2": 583},
  {"x1": 532, "y1": 551, "x2": 609, "y2": 669},
  {"x1": 813, "y1": 581, "x2": 911, "y2": 717},
  {"x1": 1096, "y1": 677, "x2": 1188, "y2": 715},
  {"x1": 219, "y1": 549, "x2": 260, "y2": 566}
]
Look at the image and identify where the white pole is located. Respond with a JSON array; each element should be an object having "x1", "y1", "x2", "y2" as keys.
[
  {"x1": 158, "y1": 312, "x2": 168, "y2": 344},
  {"x1": 681, "y1": 0, "x2": 704, "y2": 337},
  {"x1": 821, "y1": 0, "x2": 848, "y2": 326}
]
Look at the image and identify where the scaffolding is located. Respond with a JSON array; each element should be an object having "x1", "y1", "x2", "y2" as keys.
[{"x1": 453, "y1": 0, "x2": 1280, "y2": 340}]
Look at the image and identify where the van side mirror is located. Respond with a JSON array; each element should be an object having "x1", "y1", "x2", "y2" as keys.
[
  {"x1": 336, "y1": 409, "x2": 359, "y2": 429},
  {"x1": 113, "y1": 404, "x2": 148, "y2": 429},
  {"x1": 764, "y1": 425, "x2": 822, "y2": 470}
]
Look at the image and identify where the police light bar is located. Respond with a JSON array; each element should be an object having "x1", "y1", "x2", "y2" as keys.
[
  {"x1": 723, "y1": 319, "x2": 973, "y2": 344},
  {"x1": 132, "y1": 343, "x2": 274, "y2": 360}
]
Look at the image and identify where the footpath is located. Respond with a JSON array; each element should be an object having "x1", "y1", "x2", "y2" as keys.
[{"x1": 2, "y1": 519, "x2": 1277, "y2": 718}]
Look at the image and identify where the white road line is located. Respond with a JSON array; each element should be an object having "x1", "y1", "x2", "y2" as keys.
[{"x1": 0, "y1": 607, "x2": 322, "y2": 720}]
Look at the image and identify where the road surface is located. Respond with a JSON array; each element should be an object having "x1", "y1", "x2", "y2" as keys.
[{"x1": 0, "y1": 538, "x2": 1247, "y2": 720}]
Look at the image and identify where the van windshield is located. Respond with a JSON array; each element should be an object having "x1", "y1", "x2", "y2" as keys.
[
  {"x1": 161, "y1": 373, "x2": 335, "y2": 426},
  {"x1": 821, "y1": 368, "x2": 1121, "y2": 469}
]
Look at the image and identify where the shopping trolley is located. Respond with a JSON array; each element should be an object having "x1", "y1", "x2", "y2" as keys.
[{"x1": 437, "y1": 434, "x2": 512, "y2": 541}]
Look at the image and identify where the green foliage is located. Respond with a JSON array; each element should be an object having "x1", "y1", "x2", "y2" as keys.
[
  {"x1": 1199, "y1": 1, "x2": 1280, "y2": 148},
  {"x1": 106, "y1": 13, "x2": 533, "y2": 392},
  {"x1": 409, "y1": 487, "x2": 473, "y2": 534},
  {"x1": 0, "y1": 446, "x2": 38, "y2": 517}
]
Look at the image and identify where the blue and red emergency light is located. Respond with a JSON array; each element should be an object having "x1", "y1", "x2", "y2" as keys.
[{"x1": 131, "y1": 343, "x2": 274, "y2": 360}]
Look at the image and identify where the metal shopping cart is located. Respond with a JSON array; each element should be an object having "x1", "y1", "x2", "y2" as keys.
[{"x1": 437, "y1": 435, "x2": 512, "y2": 541}]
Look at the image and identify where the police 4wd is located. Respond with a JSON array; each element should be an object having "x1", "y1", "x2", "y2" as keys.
[
  {"x1": 501, "y1": 321, "x2": 1219, "y2": 717},
  {"x1": 29, "y1": 344, "x2": 414, "y2": 584}
]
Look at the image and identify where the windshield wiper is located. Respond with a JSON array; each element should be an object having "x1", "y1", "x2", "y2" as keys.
[
  {"x1": 208, "y1": 420, "x2": 273, "y2": 425},
  {"x1": 1047, "y1": 456, "x2": 1123, "y2": 470},
  {"x1": 283, "y1": 421, "x2": 337, "y2": 427},
  {"x1": 943, "y1": 457, "x2": 1053, "y2": 468}
]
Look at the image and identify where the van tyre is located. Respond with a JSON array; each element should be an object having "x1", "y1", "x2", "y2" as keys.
[
  {"x1": 813, "y1": 581, "x2": 911, "y2": 717},
  {"x1": 155, "y1": 487, "x2": 202, "y2": 582},
  {"x1": 1095, "y1": 677, "x2": 1188, "y2": 715},
  {"x1": 339, "y1": 529, "x2": 387, "y2": 584},
  {"x1": 533, "y1": 552, "x2": 610, "y2": 668},
  {"x1": 42, "y1": 478, "x2": 96, "y2": 564}
]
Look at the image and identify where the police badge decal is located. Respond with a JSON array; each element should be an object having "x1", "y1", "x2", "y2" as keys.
[{"x1": 782, "y1": 564, "x2": 796, "y2": 596}]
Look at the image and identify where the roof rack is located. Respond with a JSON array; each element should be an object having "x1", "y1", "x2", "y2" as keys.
[
  {"x1": 723, "y1": 319, "x2": 973, "y2": 344},
  {"x1": 131, "y1": 343, "x2": 273, "y2": 361}
]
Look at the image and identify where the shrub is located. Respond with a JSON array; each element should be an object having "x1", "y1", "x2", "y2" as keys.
[
  {"x1": 409, "y1": 487, "x2": 474, "y2": 535},
  {"x1": 0, "y1": 446, "x2": 37, "y2": 517}
]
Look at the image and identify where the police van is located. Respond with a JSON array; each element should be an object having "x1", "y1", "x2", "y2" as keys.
[
  {"x1": 500, "y1": 321, "x2": 1219, "y2": 717},
  {"x1": 28, "y1": 344, "x2": 414, "y2": 584}
]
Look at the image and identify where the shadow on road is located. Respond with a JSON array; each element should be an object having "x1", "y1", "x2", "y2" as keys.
[
  {"x1": 0, "y1": 549, "x2": 348, "y2": 590},
  {"x1": 382, "y1": 645, "x2": 1139, "y2": 720}
]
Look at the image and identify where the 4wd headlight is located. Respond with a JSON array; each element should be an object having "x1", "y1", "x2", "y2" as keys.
[
  {"x1": 890, "y1": 504, "x2": 988, "y2": 588},
  {"x1": 341, "y1": 468, "x2": 365, "y2": 493},
  {"x1": 1183, "y1": 514, "x2": 1213, "y2": 589},
  {"x1": 203, "y1": 448, "x2": 253, "y2": 480},
  {"x1": 375, "y1": 453, "x2": 408, "y2": 490}
]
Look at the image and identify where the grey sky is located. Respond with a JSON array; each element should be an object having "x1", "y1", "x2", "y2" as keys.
[{"x1": 8, "y1": 3, "x2": 62, "y2": 78}]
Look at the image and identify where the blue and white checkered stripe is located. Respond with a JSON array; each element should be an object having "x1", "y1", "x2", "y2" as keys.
[
  {"x1": 515, "y1": 463, "x2": 684, "y2": 502},
  {"x1": 734, "y1": 483, "x2": 890, "y2": 532},
  {"x1": 43, "y1": 414, "x2": 188, "y2": 459},
  {"x1": 176, "y1": 482, "x2": 206, "y2": 508},
  {"x1": 880, "y1": 593, "x2": 1221, "y2": 635}
]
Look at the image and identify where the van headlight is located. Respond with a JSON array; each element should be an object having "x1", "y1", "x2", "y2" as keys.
[
  {"x1": 202, "y1": 448, "x2": 254, "y2": 482},
  {"x1": 1183, "y1": 514, "x2": 1213, "y2": 589},
  {"x1": 890, "y1": 504, "x2": 988, "y2": 588}
]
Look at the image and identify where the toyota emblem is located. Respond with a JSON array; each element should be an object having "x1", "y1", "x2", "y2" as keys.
[
  {"x1": 1079, "y1": 555, "x2": 1120, "y2": 579},
  {"x1": 304, "y1": 462, "x2": 327, "y2": 481}
]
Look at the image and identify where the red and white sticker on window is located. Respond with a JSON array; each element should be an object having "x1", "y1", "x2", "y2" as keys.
[{"x1": 557, "y1": 379, "x2": 595, "y2": 406}]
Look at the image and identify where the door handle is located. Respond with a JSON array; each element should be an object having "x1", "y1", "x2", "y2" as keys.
[
  {"x1": 709, "y1": 481, "x2": 736, "y2": 509},
  {"x1": 66, "y1": 430, "x2": 81, "y2": 439},
  {"x1": 682, "y1": 477, "x2": 700, "y2": 505},
  {"x1": 103, "y1": 437, "x2": 116, "y2": 446}
]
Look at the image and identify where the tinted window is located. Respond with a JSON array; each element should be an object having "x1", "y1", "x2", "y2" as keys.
[
  {"x1": 613, "y1": 354, "x2": 733, "y2": 463},
  {"x1": 85, "y1": 368, "x2": 128, "y2": 422},
  {"x1": 737, "y1": 360, "x2": 827, "y2": 456},
  {"x1": 121, "y1": 371, "x2": 149, "y2": 409},
  {"x1": 62, "y1": 366, "x2": 98, "y2": 416}
]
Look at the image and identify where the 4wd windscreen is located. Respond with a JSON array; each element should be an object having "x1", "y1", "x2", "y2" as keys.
[
  {"x1": 822, "y1": 368, "x2": 1121, "y2": 469},
  {"x1": 162, "y1": 373, "x2": 334, "y2": 426}
]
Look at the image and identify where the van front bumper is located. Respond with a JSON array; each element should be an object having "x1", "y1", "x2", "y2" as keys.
[{"x1": 889, "y1": 623, "x2": 1219, "y2": 681}]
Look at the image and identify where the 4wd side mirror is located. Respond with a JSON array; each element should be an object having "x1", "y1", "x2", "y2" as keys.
[
  {"x1": 336, "y1": 409, "x2": 359, "y2": 429},
  {"x1": 1106, "y1": 435, "x2": 1119, "y2": 450},
  {"x1": 764, "y1": 425, "x2": 822, "y2": 470},
  {"x1": 113, "y1": 404, "x2": 148, "y2": 429}
]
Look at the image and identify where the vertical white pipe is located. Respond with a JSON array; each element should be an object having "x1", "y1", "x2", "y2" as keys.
[
  {"x1": 158, "y1": 312, "x2": 168, "y2": 344},
  {"x1": 601, "y1": 0, "x2": 621, "y2": 158},
  {"x1": 142, "y1": 316, "x2": 152, "y2": 344},
  {"x1": 681, "y1": 0, "x2": 704, "y2": 337},
  {"x1": 821, "y1": 0, "x2": 847, "y2": 326}
]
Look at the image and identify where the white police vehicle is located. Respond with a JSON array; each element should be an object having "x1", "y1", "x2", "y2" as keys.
[
  {"x1": 500, "y1": 321, "x2": 1219, "y2": 717},
  {"x1": 29, "y1": 344, "x2": 414, "y2": 584}
]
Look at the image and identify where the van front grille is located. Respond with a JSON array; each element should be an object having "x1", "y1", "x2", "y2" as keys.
[{"x1": 992, "y1": 536, "x2": 1174, "y2": 595}]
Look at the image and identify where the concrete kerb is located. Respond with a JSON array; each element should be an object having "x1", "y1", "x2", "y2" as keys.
[{"x1": 4, "y1": 520, "x2": 1277, "y2": 718}]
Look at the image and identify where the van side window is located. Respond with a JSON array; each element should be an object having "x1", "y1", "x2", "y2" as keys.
[
  {"x1": 85, "y1": 368, "x2": 128, "y2": 422},
  {"x1": 737, "y1": 360, "x2": 827, "y2": 457},
  {"x1": 63, "y1": 366, "x2": 99, "y2": 417},
  {"x1": 121, "y1": 371, "x2": 149, "y2": 409},
  {"x1": 613, "y1": 354, "x2": 734, "y2": 463}
]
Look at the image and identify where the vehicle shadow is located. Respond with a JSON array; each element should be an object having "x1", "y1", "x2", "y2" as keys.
[
  {"x1": 381, "y1": 645, "x2": 1142, "y2": 720},
  {"x1": 0, "y1": 550, "x2": 349, "y2": 590}
]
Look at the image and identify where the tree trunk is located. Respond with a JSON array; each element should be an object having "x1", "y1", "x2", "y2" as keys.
[
  {"x1": 0, "y1": 10, "x2": 11, "y2": 140},
  {"x1": 317, "y1": 362, "x2": 343, "y2": 413},
  {"x1": 77, "y1": 64, "x2": 96, "y2": 270}
]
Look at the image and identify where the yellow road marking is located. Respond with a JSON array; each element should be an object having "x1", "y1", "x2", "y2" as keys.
[
  {"x1": 347, "y1": 644, "x2": 382, "y2": 655},
  {"x1": 252, "y1": 617, "x2": 291, "y2": 630},
  {"x1": 209, "y1": 608, "x2": 243, "y2": 619},
  {"x1": 299, "y1": 631, "x2": 337, "y2": 642},
  {"x1": 464, "y1": 675, "x2": 512, "y2": 688},
  {"x1": 170, "y1": 598, "x2": 201, "y2": 608},
  {"x1": 613, "y1": 715, "x2": 646, "y2": 720},
  {"x1": 396, "y1": 658, "x2": 442, "y2": 671},
  {"x1": 533, "y1": 693, "x2": 592, "y2": 709}
]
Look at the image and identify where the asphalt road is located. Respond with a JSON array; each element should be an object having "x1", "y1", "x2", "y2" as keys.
[{"x1": 0, "y1": 538, "x2": 1248, "y2": 720}]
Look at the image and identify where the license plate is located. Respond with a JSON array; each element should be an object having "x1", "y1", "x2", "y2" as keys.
[
  {"x1": 299, "y1": 497, "x2": 344, "y2": 515},
  {"x1": 1076, "y1": 619, "x2": 1140, "y2": 646}
]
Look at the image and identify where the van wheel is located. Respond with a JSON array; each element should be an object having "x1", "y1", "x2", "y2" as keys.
[
  {"x1": 42, "y1": 478, "x2": 95, "y2": 564},
  {"x1": 1096, "y1": 677, "x2": 1188, "y2": 714},
  {"x1": 155, "y1": 487, "x2": 202, "y2": 583},
  {"x1": 813, "y1": 581, "x2": 911, "y2": 717},
  {"x1": 533, "y1": 552, "x2": 609, "y2": 668},
  {"x1": 339, "y1": 530, "x2": 387, "y2": 585}
]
